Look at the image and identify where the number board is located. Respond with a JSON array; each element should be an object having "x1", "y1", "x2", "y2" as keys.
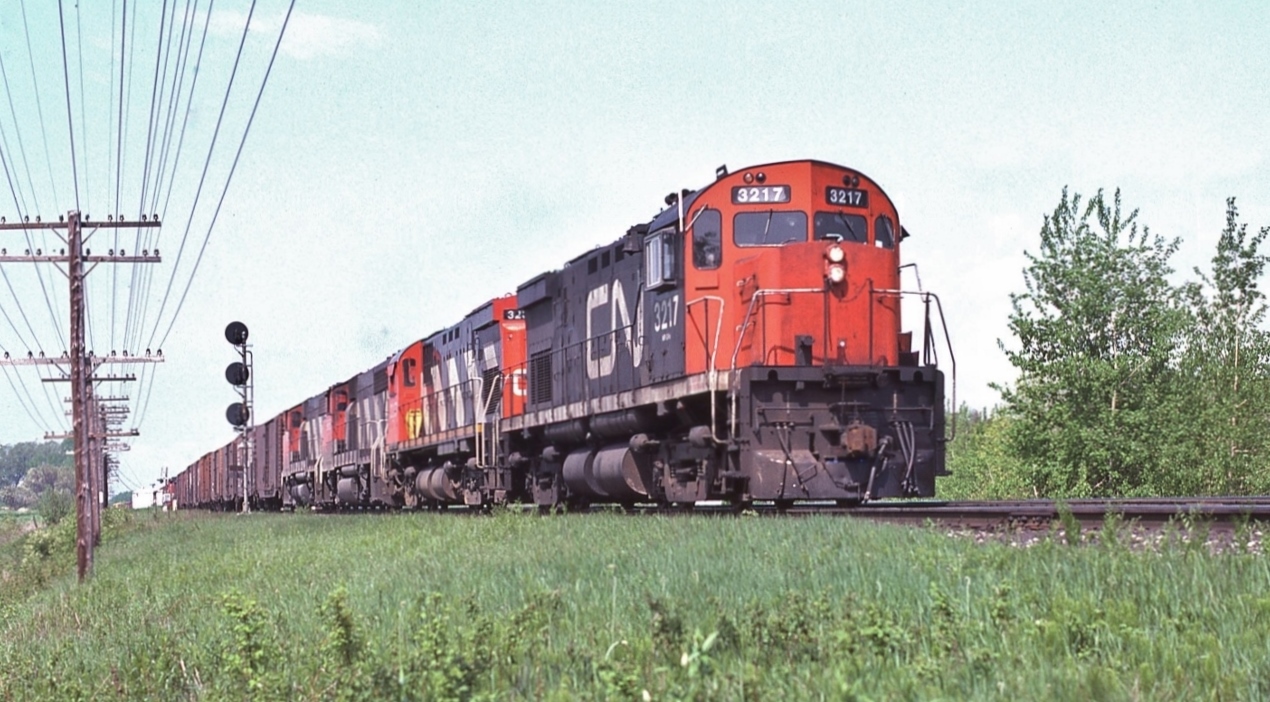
[
  {"x1": 502, "y1": 308, "x2": 525, "y2": 320},
  {"x1": 731, "y1": 185, "x2": 790, "y2": 205},
  {"x1": 826, "y1": 187, "x2": 868, "y2": 208}
]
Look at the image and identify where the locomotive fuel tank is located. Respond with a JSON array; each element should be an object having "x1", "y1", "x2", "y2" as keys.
[
  {"x1": 414, "y1": 466, "x2": 460, "y2": 503},
  {"x1": 560, "y1": 445, "x2": 653, "y2": 502}
]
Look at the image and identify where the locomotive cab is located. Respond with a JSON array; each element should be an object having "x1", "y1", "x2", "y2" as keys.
[
  {"x1": 670, "y1": 160, "x2": 949, "y2": 503},
  {"x1": 680, "y1": 161, "x2": 908, "y2": 372}
]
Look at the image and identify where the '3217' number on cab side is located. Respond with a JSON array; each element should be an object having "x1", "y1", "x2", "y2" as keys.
[{"x1": 652, "y1": 294, "x2": 680, "y2": 339}]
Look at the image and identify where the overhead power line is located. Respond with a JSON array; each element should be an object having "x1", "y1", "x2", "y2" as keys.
[{"x1": 0, "y1": 1, "x2": 295, "y2": 506}]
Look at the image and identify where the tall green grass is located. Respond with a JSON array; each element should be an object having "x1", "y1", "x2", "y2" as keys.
[{"x1": 2, "y1": 509, "x2": 1268, "y2": 700}]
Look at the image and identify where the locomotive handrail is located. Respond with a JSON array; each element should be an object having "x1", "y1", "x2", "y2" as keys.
[
  {"x1": 397, "y1": 375, "x2": 486, "y2": 440},
  {"x1": 685, "y1": 295, "x2": 727, "y2": 444},
  {"x1": 868, "y1": 288, "x2": 957, "y2": 442},
  {"x1": 473, "y1": 368, "x2": 505, "y2": 467}
]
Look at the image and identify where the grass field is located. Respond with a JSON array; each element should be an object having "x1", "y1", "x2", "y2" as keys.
[{"x1": 2, "y1": 508, "x2": 1269, "y2": 700}]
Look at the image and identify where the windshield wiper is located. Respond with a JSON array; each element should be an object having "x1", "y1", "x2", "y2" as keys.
[{"x1": 838, "y1": 210, "x2": 862, "y2": 242}]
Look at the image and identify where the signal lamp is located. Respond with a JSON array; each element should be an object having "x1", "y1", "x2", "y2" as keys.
[
  {"x1": 225, "y1": 321, "x2": 249, "y2": 346},
  {"x1": 743, "y1": 172, "x2": 754, "y2": 184},
  {"x1": 226, "y1": 402, "x2": 250, "y2": 428},
  {"x1": 225, "y1": 361, "x2": 250, "y2": 386}
]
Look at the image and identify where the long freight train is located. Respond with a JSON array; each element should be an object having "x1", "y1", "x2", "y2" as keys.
[{"x1": 169, "y1": 159, "x2": 953, "y2": 511}]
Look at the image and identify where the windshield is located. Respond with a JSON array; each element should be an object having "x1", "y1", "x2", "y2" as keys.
[
  {"x1": 733, "y1": 211, "x2": 807, "y2": 246},
  {"x1": 814, "y1": 212, "x2": 868, "y2": 243}
]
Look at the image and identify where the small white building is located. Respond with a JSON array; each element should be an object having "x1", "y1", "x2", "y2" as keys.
[{"x1": 131, "y1": 481, "x2": 171, "y2": 510}]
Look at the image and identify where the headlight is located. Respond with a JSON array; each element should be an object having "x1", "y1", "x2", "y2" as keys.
[
  {"x1": 828, "y1": 264, "x2": 845, "y2": 284},
  {"x1": 827, "y1": 244, "x2": 844, "y2": 263}
]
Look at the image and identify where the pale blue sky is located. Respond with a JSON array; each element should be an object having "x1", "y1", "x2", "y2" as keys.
[{"x1": 0, "y1": 1, "x2": 1266, "y2": 491}]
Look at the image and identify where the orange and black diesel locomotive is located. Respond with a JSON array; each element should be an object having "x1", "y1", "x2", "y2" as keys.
[{"x1": 169, "y1": 159, "x2": 953, "y2": 511}]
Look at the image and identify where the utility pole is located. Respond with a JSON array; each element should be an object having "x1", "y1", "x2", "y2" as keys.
[{"x1": 0, "y1": 210, "x2": 160, "y2": 581}]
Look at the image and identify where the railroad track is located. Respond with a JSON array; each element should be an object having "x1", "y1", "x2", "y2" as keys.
[
  {"x1": 321, "y1": 497, "x2": 1270, "y2": 537},
  {"x1": 834, "y1": 496, "x2": 1270, "y2": 531}
]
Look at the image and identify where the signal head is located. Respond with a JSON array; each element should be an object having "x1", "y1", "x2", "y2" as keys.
[
  {"x1": 225, "y1": 361, "x2": 250, "y2": 386},
  {"x1": 225, "y1": 321, "x2": 249, "y2": 346},
  {"x1": 226, "y1": 402, "x2": 250, "y2": 428}
]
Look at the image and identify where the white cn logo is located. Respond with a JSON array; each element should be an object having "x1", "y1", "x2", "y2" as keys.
[{"x1": 585, "y1": 279, "x2": 644, "y2": 380}]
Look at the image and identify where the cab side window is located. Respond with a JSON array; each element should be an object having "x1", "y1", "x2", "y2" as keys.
[
  {"x1": 692, "y1": 209, "x2": 722, "y2": 270},
  {"x1": 875, "y1": 215, "x2": 895, "y2": 248},
  {"x1": 645, "y1": 226, "x2": 678, "y2": 289}
]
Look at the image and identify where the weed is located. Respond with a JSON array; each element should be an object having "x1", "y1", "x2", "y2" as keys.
[
  {"x1": 1056, "y1": 501, "x2": 1082, "y2": 546},
  {"x1": 320, "y1": 586, "x2": 362, "y2": 667},
  {"x1": 648, "y1": 596, "x2": 683, "y2": 661},
  {"x1": 1232, "y1": 511, "x2": 1254, "y2": 553},
  {"x1": 218, "y1": 589, "x2": 276, "y2": 698},
  {"x1": 1098, "y1": 509, "x2": 1123, "y2": 550}
]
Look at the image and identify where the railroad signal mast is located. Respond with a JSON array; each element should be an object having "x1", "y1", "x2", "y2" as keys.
[
  {"x1": 0, "y1": 211, "x2": 162, "y2": 581},
  {"x1": 225, "y1": 321, "x2": 253, "y2": 513}
]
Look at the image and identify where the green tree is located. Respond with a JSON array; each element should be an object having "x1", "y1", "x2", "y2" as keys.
[
  {"x1": 20, "y1": 464, "x2": 74, "y2": 496},
  {"x1": 0, "y1": 483, "x2": 37, "y2": 510},
  {"x1": 0, "y1": 440, "x2": 72, "y2": 487},
  {"x1": 1169, "y1": 198, "x2": 1270, "y2": 494},
  {"x1": 997, "y1": 189, "x2": 1189, "y2": 497}
]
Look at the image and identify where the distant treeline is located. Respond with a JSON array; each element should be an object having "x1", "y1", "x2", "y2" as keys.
[{"x1": 0, "y1": 440, "x2": 73, "y2": 514}]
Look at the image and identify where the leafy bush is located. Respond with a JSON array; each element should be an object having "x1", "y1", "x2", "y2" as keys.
[
  {"x1": 36, "y1": 490, "x2": 73, "y2": 526},
  {"x1": 940, "y1": 406, "x2": 1028, "y2": 499}
]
